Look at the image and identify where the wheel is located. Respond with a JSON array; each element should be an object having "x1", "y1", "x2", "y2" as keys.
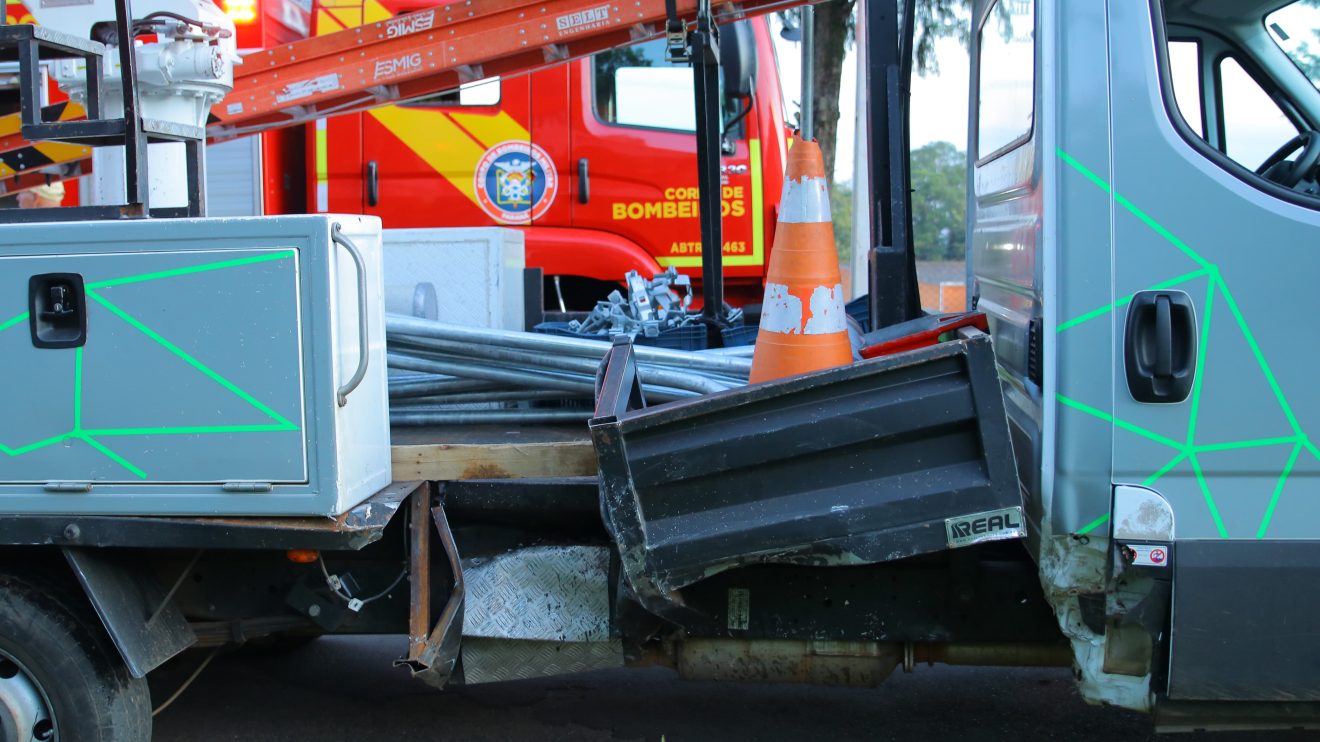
[{"x1": 0, "y1": 569, "x2": 151, "y2": 742}]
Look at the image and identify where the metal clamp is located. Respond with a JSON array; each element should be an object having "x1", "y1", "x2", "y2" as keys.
[{"x1": 331, "y1": 222, "x2": 370, "y2": 407}]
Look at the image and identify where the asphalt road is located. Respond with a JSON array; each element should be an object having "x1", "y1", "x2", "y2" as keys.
[{"x1": 149, "y1": 637, "x2": 1310, "y2": 741}]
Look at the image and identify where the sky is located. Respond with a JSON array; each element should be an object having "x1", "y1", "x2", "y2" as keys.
[
  {"x1": 767, "y1": 2, "x2": 1320, "y2": 184},
  {"x1": 769, "y1": 13, "x2": 972, "y2": 185}
]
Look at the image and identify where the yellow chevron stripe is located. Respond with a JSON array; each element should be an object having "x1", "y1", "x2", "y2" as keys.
[
  {"x1": 367, "y1": 106, "x2": 487, "y2": 207},
  {"x1": 448, "y1": 110, "x2": 530, "y2": 149},
  {"x1": 0, "y1": 102, "x2": 87, "y2": 139},
  {"x1": 36, "y1": 141, "x2": 92, "y2": 162},
  {"x1": 316, "y1": 0, "x2": 389, "y2": 34},
  {"x1": 0, "y1": 113, "x2": 20, "y2": 139}
]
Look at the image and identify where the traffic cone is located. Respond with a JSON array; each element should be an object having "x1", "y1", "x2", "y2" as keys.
[{"x1": 749, "y1": 135, "x2": 852, "y2": 384}]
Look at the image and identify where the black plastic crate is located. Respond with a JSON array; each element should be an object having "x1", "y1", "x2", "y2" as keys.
[
  {"x1": 719, "y1": 323, "x2": 759, "y2": 348},
  {"x1": 846, "y1": 295, "x2": 871, "y2": 333}
]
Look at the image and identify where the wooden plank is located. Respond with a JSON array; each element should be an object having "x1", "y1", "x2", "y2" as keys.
[{"x1": 391, "y1": 441, "x2": 596, "y2": 481}]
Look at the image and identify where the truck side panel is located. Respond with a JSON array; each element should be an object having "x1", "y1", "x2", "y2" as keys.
[{"x1": 1043, "y1": 0, "x2": 1116, "y2": 548}]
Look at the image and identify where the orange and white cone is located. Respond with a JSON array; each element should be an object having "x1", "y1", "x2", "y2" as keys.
[{"x1": 748, "y1": 135, "x2": 852, "y2": 384}]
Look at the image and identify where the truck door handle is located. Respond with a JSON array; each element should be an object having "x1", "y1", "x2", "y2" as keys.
[
  {"x1": 1124, "y1": 290, "x2": 1196, "y2": 403},
  {"x1": 577, "y1": 158, "x2": 589, "y2": 204},
  {"x1": 366, "y1": 160, "x2": 379, "y2": 207}
]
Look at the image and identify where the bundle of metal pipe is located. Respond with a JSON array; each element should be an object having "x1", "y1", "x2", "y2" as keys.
[{"x1": 385, "y1": 314, "x2": 751, "y2": 426}]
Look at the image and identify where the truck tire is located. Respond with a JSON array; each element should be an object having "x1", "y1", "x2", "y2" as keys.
[{"x1": 0, "y1": 569, "x2": 151, "y2": 742}]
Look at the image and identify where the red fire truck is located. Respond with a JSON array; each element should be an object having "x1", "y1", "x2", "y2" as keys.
[{"x1": 214, "y1": 0, "x2": 791, "y2": 308}]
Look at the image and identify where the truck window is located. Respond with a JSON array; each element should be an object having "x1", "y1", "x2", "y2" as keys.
[
  {"x1": 404, "y1": 76, "x2": 501, "y2": 107},
  {"x1": 976, "y1": 0, "x2": 1034, "y2": 160},
  {"x1": 1168, "y1": 41, "x2": 1204, "y2": 137},
  {"x1": 1219, "y1": 57, "x2": 1299, "y2": 169},
  {"x1": 1267, "y1": 1, "x2": 1320, "y2": 91},
  {"x1": 594, "y1": 39, "x2": 696, "y2": 132}
]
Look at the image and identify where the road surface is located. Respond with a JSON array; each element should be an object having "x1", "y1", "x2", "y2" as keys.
[{"x1": 149, "y1": 636, "x2": 1310, "y2": 741}]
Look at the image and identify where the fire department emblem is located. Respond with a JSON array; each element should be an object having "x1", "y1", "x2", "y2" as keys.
[{"x1": 474, "y1": 141, "x2": 558, "y2": 224}]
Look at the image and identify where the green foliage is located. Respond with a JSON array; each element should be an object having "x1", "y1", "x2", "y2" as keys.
[
  {"x1": 910, "y1": 141, "x2": 966, "y2": 260},
  {"x1": 913, "y1": 0, "x2": 972, "y2": 76},
  {"x1": 831, "y1": 183, "x2": 854, "y2": 266},
  {"x1": 1273, "y1": 0, "x2": 1320, "y2": 82},
  {"x1": 826, "y1": 143, "x2": 965, "y2": 267}
]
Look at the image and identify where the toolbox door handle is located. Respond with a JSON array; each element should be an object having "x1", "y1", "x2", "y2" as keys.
[{"x1": 332, "y1": 223, "x2": 371, "y2": 407}]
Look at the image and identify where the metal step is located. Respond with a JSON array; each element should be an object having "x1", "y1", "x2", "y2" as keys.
[{"x1": 458, "y1": 545, "x2": 621, "y2": 684}]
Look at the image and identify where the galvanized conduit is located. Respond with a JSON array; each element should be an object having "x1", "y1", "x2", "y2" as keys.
[
  {"x1": 388, "y1": 331, "x2": 749, "y2": 387},
  {"x1": 385, "y1": 314, "x2": 753, "y2": 376},
  {"x1": 389, "y1": 356, "x2": 744, "y2": 391},
  {"x1": 390, "y1": 409, "x2": 590, "y2": 426},
  {"x1": 389, "y1": 389, "x2": 590, "y2": 406},
  {"x1": 386, "y1": 353, "x2": 698, "y2": 404},
  {"x1": 698, "y1": 345, "x2": 756, "y2": 357},
  {"x1": 388, "y1": 376, "x2": 503, "y2": 399},
  {"x1": 387, "y1": 353, "x2": 597, "y2": 395},
  {"x1": 390, "y1": 336, "x2": 734, "y2": 395}
]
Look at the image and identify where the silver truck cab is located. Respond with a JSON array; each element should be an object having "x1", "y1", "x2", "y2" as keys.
[{"x1": 972, "y1": 0, "x2": 1320, "y2": 723}]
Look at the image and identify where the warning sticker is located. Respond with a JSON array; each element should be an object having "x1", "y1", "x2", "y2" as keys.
[
  {"x1": 275, "y1": 73, "x2": 341, "y2": 104},
  {"x1": 727, "y1": 588, "x2": 750, "y2": 631},
  {"x1": 1129, "y1": 544, "x2": 1169, "y2": 568}
]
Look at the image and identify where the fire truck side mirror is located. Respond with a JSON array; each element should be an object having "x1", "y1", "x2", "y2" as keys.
[{"x1": 719, "y1": 20, "x2": 757, "y2": 99}]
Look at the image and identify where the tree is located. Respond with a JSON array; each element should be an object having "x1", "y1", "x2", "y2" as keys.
[
  {"x1": 1270, "y1": 0, "x2": 1320, "y2": 80},
  {"x1": 808, "y1": 0, "x2": 857, "y2": 183},
  {"x1": 908, "y1": 141, "x2": 966, "y2": 260},
  {"x1": 792, "y1": 0, "x2": 971, "y2": 183},
  {"x1": 830, "y1": 182, "x2": 854, "y2": 266}
]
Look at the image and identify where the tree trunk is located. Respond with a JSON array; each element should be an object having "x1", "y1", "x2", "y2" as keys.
[{"x1": 811, "y1": 0, "x2": 855, "y2": 184}]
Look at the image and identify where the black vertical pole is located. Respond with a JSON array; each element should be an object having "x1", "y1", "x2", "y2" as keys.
[
  {"x1": 114, "y1": 0, "x2": 149, "y2": 216},
  {"x1": 866, "y1": 0, "x2": 920, "y2": 330},
  {"x1": 691, "y1": 0, "x2": 726, "y2": 333}
]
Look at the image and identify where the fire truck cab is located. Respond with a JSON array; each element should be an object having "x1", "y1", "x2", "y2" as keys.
[{"x1": 212, "y1": 0, "x2": 790, "y2": 309}]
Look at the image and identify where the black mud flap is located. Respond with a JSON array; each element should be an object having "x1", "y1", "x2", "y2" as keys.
[
  {"x1": 1167, "y1": 540, "x2": 1320, "y2": 702},
  {"x1": 589, "y1": 332, "x2": 1023, "y2": 622}
]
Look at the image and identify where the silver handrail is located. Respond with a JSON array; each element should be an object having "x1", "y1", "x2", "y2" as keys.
[{"x1": 332, "y1": 222, "x2": 370, "y2": 407}]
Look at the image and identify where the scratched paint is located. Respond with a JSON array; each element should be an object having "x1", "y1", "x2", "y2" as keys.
[
  {"x1": 759, "y1": 282, "x2": 804, "y2": 334},
  {"x1": 778, "y1": 176, "x2": 831, "y2": 224},
  {"x1": 804, "y1": 284, "x2": 846, "y2": 334}
]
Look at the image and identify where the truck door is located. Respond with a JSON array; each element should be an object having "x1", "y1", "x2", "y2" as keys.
[
  {"x1": 568, "y1": 29, "x2": 761, "y2": 296},
  {"x1": 1101, "y1": 0, "x2": 1320, "y2": 702},
  {"x1": 360, "y1": 73, "x2": 566, "y2": 229}
]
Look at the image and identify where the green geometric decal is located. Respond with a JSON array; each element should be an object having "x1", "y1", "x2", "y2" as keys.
[
  {"x1": 0, "y1": 251, "x2": 298, "y2": 480},
  {"x1": 1057, "y1": 149, "x2": 1312, "y2": 540}
]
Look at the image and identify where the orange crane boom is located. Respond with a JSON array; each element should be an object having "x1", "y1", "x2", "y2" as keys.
[{"x1": 0, "y1": 0, "x2": 805, "y2": 188}]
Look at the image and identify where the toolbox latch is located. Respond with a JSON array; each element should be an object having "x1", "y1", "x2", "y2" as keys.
[
  {"x1": 29, "y1": 272, "x2": 87, "y2": 349},
  {"x1": 44, "y1": 481, "x2": 92, "y2": 493},
  {"x1": 222, "y1": 482, "x2": 273, "y2": 493}
]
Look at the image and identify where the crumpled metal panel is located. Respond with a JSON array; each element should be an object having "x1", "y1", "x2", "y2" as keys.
[
  {"x1": 590, "y1": 333, "x2": 1023, "y2": 623},
  {"x1": 462, "y1": 545, "x2": 611, "y2": 642},
  {"x1": 461, "y1": 638, "x2": 623, "y2": 684}
]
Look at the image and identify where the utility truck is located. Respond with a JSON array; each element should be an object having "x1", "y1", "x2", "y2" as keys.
[{"x1": 0, "y1": 0, "x2": 1319, "y2": 739}]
